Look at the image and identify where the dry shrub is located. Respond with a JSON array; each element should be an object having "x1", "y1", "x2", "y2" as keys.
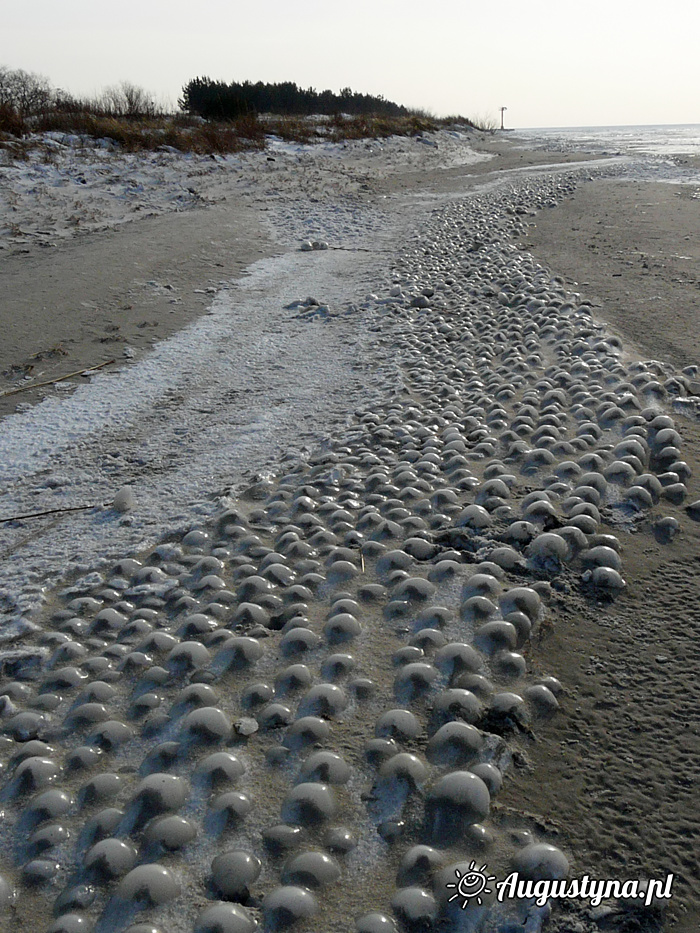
[
  {"x1": 0, "y1": 103, "x2": 26, "y2": 137},
  {"x1": 188, "y1": 122, "x2": 245, "y2": 154},
  {"x1": 30, "y1": 105, "x2": 267, "y2": 154},
  {"x1": 3, "y1": 98, "x2": 476, "y2": 160},
  {"x1": 326, "y1": 113, "x2": 439, "y2": 142},
  {"x1": 170, "y1": 112, "x2": 204, "y2": 129},
  {"x1": 266, "y1": 116, "x2": 322, "y2": 144},
  {"x1": 159, "y1": 125, "x2": 195, "y2": 152},
  {"x1": 233, "y1": 113, "x2": 266, "y2": 147},
  {"x1": 99, "y1": 82, "x2": 160, "y2": 119},
  {"x1": 0, "y1": 66, "x2": 52, "y2": 117}
]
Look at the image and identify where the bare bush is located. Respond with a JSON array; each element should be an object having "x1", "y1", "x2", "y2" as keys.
[
  {"x1": 0, "y1": 66, "x2": 53, "y2": 116},
  {"x1": 99, "y1": 81, "x2": 159, "y2": 119},
  {"x1": 469, "y1": 113, "x2": 498, "y2": 132}
]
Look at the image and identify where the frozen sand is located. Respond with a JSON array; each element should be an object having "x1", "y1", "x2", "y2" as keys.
[{"x1": 0, "y1": 129, "x2": 699, "y2": 932}]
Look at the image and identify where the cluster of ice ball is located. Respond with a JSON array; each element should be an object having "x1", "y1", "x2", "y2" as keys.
[{"x1": 0, "y1": 165, "x2": 694, "y2": 932}]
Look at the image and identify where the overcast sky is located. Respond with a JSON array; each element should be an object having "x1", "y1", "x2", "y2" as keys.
[{"x1": 3, "y1": 0, "x2": 698, "y2": 128}]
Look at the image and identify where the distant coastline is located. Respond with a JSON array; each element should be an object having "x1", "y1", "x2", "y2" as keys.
[{"x1": 511, "y1": 123, "x2": 700, "y2": 158}]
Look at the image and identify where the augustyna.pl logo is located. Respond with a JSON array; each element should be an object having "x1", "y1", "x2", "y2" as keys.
[{"x1": 446, "y1": 866, "x2": 674, "y2": 909}]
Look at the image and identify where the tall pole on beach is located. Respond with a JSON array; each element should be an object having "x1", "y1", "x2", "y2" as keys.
[{"x1": 500, "y1": 106, "x2": 507, "y2": 130}]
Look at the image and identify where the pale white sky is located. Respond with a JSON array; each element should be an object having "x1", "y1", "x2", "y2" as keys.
[{"x1": 2, "y1": 0, "x2": 698, "y2": 128}]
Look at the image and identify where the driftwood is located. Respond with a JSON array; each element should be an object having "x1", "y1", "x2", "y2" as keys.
[
  {"x1": 0, "y1": 359, "x2": 116, "y2": 399},
  {"x1": 0, "y1": 503, "x2": 101, "y2": 524}
]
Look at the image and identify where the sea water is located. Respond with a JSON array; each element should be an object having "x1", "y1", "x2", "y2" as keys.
[
  {"x1": 516, "y1": 123, "x2": 700, "y2": 157},
  {"x1": 510, "y1": 124, "x2": 700, "y2": 192}
]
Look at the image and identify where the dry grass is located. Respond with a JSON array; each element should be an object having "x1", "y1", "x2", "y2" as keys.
[
  {"x1": 10, "y1": 109, "x2": 267, "y2": 154},
  {"x1": 0, "y1": 106, "x2": 479, "y2": 159},
  {"x1": 36, "y1": 111, "x2": 160, "y2": 150},
  {"x1": 326, "y1": 113, "x2": 442, "y2": 141},
  {"x1": 264, "y1": 115, "x2": 324, "y2": 145}
]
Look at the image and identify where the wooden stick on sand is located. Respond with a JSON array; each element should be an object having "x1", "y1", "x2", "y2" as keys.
[
  {"x1": 0, "y1": 359, "x2": 116, "y2": 399},
  {"x1": 0, "y1": 504, "x2": 103, "y2": 524}
]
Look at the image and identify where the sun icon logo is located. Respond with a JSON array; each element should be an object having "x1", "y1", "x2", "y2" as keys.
[{"x1": 445, "y1": 861, "x2": 496, "y2": 908}]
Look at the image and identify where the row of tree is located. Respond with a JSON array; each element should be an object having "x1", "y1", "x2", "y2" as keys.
[{"x1": 179, "y1": 78, "x2": 410, "y2": 120}]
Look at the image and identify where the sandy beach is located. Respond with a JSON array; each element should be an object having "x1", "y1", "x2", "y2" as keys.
[
  {"x1": 0, "y1": 127, "x2": 698, "y2": 933},
  {"x1": 505, "y1": 174, "x2": 700, "y2": 931},
  {"x1": 0, "y1": 134, "x2": 598, "y2": 419},
  {"x1": 525, "y1": 178, "x2": 700, "y2": 370}
]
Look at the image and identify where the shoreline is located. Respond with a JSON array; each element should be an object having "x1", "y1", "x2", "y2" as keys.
[{"x1": 0, "y1": 131, "x2": 699, "y2": 931}]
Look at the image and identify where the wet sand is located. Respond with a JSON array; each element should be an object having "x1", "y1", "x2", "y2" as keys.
[
  {"x1": 524, "y1": 177, "x2": 700, "y2": 371},
  {"x1": 0, "y1": 201, "x2": 278, "y2": 419},
  {"x1": 502, "y1": 176, "x2": 700, "y2": 932}
]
